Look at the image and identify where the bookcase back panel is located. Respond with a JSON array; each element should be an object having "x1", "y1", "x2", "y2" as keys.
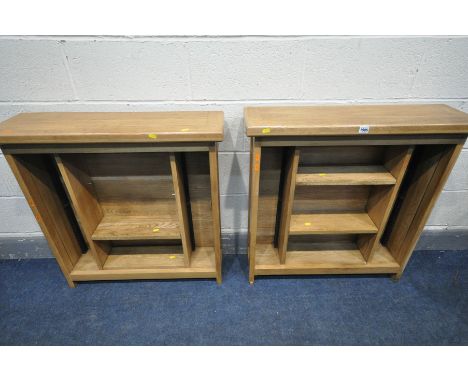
[
  {"x1": 299, "y1": 146, "x2": 386, "y2": 166},
  {"x1": 293, "y1": 185, "x2": 371, "y2": 214},
  {"x1": 79, "y1": 153, "x2": 177, "y2": 218},
  {"x1": 288, "y1": 234, "x2": 358, "y2": 250}
]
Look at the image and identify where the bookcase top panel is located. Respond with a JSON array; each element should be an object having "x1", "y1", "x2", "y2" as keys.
[
  {"x1": 245, "y1": 104, "x2": 468, "y2": 137},
  {"x1": 0, "y1": 111, "x2": 224, "y2": 144}
]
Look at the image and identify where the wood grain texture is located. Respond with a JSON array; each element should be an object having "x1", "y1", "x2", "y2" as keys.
[
  {"x1": 5, "y1": 154, "x2": 82, "y2": 287},
  {"x1": 245, "y1": 104, "x2": 468, "y2": 136},
  {"x1": 300, "y1": 146, "x2": 384, "y2": 166},
  {"x1": 65, "y1": 152, "x2": 179, "y2": 218},
  {"x1": 360, "y1": 146, "x2": 414, "y2": 262},
  {"x1": 71, "y1": 247, "x2": 217, "y2": 281},
  {"x1": 293, "y1": 185, "x2": 371, "y2": 213},
  {"x1": 256, "y1": 147, "x2": 283, "y2": 243},
  {"x1": 92, "y1": 215, "x2": 180, "y2": 241},
  {"x1": 385, "y1": 146, "x2": 447, "y2": 258},
  {"x1": 185, "y1": 152, "x2": 214, "y2": 248},
  {"x1": 247, "y1": 104, "x2": 467, "y2": 280},
  {"x1": 254, "y1": 243, "x2": 399, "y2": 275},
  {"x1": 386, "y1": 144, "x2": 465, "y2": 276},
  {"x1": 248, "y1": 139, "x2": 262, "y2": 283},
  {"x1": 209, "y1": 144, "x2": 223, "y2": 283},
  {"x1": 0, "y1": 111, "x2": 224, "y2": 144},
  {"x1": 290, "y1": 213, "x2": 378, "y2": 235},
  {"x1": 105, "y1": 246, "x2": 185, "y2": 269},
  {"x1": 1, "y1": 142, "x2": 210, "y2": 154},
  {"x1": 55, "y1": 154, "x2": 109, "y2": 269},
  {"x1": 170, "y1": 153, "x2": 193, "y2": 267},
  {"x1": 258, "y1": 135, "x2": 466, "y2": 147},
  {"x1": 1, "y1": 112, "x2": 223, "y2": 285},
  {"x1": 296, "y1": 165, "x2": 396, "y2": 186},
  {"x1": 277, "y1": 148, "x2": 300, "y2": 264}
]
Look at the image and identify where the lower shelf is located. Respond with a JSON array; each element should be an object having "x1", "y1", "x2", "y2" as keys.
[
  {"x1": 92, "y1": 214, "x2": 180, "y2": 241},
  {"x1": 106, "y1": 245, "x2": 185, "y2": 269},
  {"x1": 71, "y1": 247, "x2": 216, "y2": 281},
  {"x1": 289, "y1": 213, "x2": 378, "y2": 235},
  {"x1": 254, "y1": 243, "x2": 400, "y2": 276}
]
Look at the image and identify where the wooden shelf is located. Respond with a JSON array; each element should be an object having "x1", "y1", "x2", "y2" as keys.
[
  {"x1": 107, "y1": 245, "x2": 185, "y2": 269},
  {"x1": 92, "y1": 215, "x2": 181, "y2": 241},
  {"x1": 71, "y1": 247, "x2": 216, "y2": 281},
  {"x1": 254, "y1": 244, "x2": 400, "y2": 275},
  {"x1": 296, "y1": 165, "x2": 396, "y2": 186},
  {"x1": 289, "y1": 213, "x2": 378, "y2": 235}
]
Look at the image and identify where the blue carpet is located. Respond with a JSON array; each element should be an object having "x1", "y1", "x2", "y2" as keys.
[{"x1": 0, "y1": 250, "x2": 467, "y2": 345}]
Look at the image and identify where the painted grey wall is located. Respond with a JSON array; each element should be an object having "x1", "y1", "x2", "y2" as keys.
[{"x1": 0, "y1": 36, "x2": 467, "y2": 256}]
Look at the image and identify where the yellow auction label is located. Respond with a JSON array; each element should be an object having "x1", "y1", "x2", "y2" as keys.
[
  {"x1": 262, "y1": 128, "x2": 271, "y2": 134},
  {"x1": 152, "y1": 227, "x2": 160, "y2": 232},
  {"x1": 304, "y1": 222, "x2": 311, "y2": 226},
  {"x1": 148, "y1": 133, "x2": 157, "y2": 139},
  {"x1": 169, "y1": 255, "x2": 177, "y2": 260},
  {"x1": 319, "y1": 173, "x2": 326, "y2": 176},
  {"x1": 181, "y1": 128, "x2": 190, "y2": 132}
]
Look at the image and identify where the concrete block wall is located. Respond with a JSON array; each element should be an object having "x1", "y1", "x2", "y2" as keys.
[{"x1": 0, "y1": 36, "x2": 467, "y2": 255}]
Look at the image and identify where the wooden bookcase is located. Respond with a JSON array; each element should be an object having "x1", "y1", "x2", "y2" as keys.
[
  {"x1": 0, "y1": 112, "x2": 224, "y2": 287},
  {"x1": 245, "y1": 104, "x2": 468, "y2": 283}
]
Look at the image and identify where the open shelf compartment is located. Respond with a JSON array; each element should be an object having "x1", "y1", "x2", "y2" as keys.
[
  {"x1": 255, "y1": 145, "x2": 413, "y2": 276},
  {"x1": 254, "y1": 242, "x2": 400, "y2": 275},
  {"x1": 71, "y1": 247, "x2": 217, "y2": 281},
  {"x1": 54, "y1": 150, "x2": 220, "y2": 279},
  {"x1": 296, "y1": 165, "x2": 396, "y2": 186},
  {"x1": 289, "y1": 212, "x2": 378, "y2": 235}
]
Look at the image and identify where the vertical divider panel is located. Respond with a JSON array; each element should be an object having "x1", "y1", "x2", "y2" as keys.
[
  {"x1": 208, "y1": 144, "x2": 222, "y2": 284},
  {"x1": 5, "y1": 154, "x2": 82, "y2": 287},
  {"x1": 55, "y1": 154, "x2": 109, "y2": 269},
  {"x1": 277, "y1": 148, "x2": 300, "y2": 264},
  {"x1": 359, "y1": 146, "x2": 414, "y2": 262},
  {"x1": 170, "y1": 153, "x2": 193, "y2": 268},
  {"x1": 248, "y1": 139, "x2": 262, "y2": 283}
]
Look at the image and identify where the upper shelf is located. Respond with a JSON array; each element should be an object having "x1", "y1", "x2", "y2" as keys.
[
  {"x1": 244, "y1": 104, "x2": 468, "y2": 137},
  {"x1": 0, "y1": 111, "x2": 224, "y2": 144},
  {"x1": 296, "y1": 165, "x2": 396, "y2": 186}
]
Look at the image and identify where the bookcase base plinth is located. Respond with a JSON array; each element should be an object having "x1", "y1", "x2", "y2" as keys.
[
  {"x1": 70, "y1": 247, "x2": 217, "y2": 282},
  {"x1": 254, "y1": 244, "x2": 400, "y2": 277}
]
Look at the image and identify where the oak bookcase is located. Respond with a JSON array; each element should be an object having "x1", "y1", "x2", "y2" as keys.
[
  {"x1": 245, "y1": 104, "x2": 468, "y2": 283},
  {"x1": 0, "y1": 112, "x2": 224, "y2": 287}
]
